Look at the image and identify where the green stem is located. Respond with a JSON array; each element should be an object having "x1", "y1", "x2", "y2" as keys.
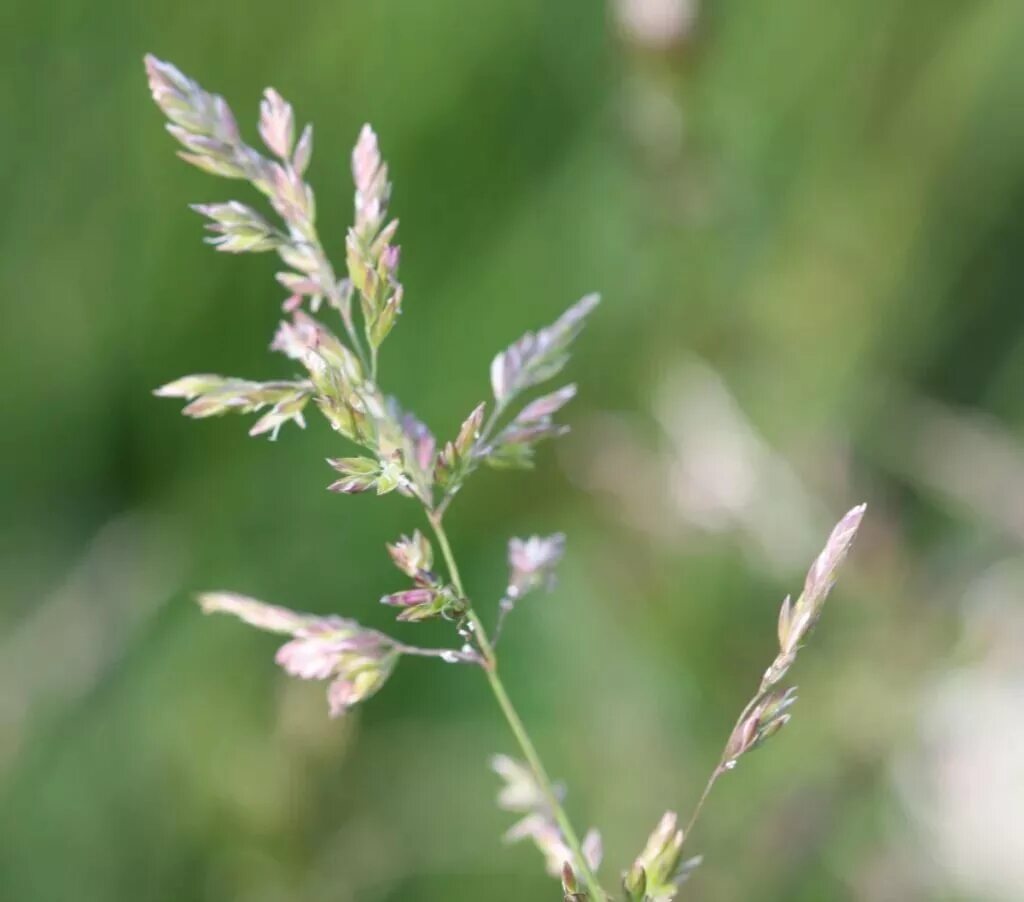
[
  {"x1": 682, "y1": 685, "x2": 770, "y2": 845},
  {"x1": 427, "y1": 510, "x2": 606, "y2": 900},
  {"x1": 682, "y1": 767, "x2": 720, "y2": 843}
]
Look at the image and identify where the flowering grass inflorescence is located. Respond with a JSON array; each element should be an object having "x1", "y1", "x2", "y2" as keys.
[{"x1": 145, "y1": 55, "x2": 865, "y2": 900}]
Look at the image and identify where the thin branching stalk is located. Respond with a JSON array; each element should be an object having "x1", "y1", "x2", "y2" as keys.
[
  {"x1": 680, "y1": 504, "x2": 868, "y2": 849},
  {"x1": 427, "y1": 510, "x2": 606, "y2": 899}
]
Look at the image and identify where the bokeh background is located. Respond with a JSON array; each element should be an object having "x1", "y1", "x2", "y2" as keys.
[{"x1": 3, "y1": 1, "x2": 1024, "y2": 900}]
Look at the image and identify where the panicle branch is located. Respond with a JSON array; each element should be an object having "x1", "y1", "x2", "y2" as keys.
[
  {"x1": 154, "y1": 374, "x2": 312, "y2": 440},
  {"x1": 665, "y1": 503, "x2": 866, "y2": 869},
  {"x1": 622, "y1": 812, "x2": 701, "y2": 902},
  {"x1": 495, "y1": 533, "x2": 566, "y2": 644},
  {"x1": 492, "y1": 755, "x2": 603, "y2": 882},
  {"x1": 197, "y1": 591, "x2": 473, "y2": 715},
  {"x1": 433, "y1": 300, "x2": 597, "y2": 514},
  {"x1": 720, "y1": 504, "x2": 866, "y2": 771}
]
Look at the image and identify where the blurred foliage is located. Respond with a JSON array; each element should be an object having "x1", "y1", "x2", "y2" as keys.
[{"x1": 2, "y1": 1, "x2": 1024, "y2": 900}]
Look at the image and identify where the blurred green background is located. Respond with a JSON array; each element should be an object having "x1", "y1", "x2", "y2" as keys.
[{"x1": 3, "y1": 1, "x2": 1024, "y2": 900}]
